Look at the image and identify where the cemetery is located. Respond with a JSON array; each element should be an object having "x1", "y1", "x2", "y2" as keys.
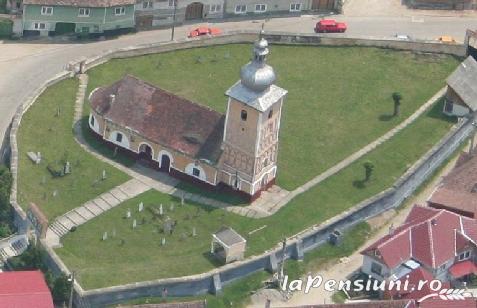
[{"x1": 16, "y1": 40, "x2": 460, "y2": 289}]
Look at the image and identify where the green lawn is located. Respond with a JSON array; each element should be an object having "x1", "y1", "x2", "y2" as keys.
[
  {"x1": 17, "y1": 79, "x2": 130, "y2": 219},
  {"x1": 57, "y1": 98, "x2": 456, "y2": 289},
  {"x1": 86, "y1": 45, "x2": 459, "y2": 190}
]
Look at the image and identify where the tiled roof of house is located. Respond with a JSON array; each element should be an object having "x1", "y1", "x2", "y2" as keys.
[
  {"x1": 287, "y1": 300, "x2": 416, "y2": 308},
  {"x1": 362, "y1": 205, "x2": 477, "y2": 269},
  {"x1": 23, "y1": 0, "x2": 135, "y2": 7},
  {"x1": 0, "y1": 271, "x2": 54, "y2": 308},
  {"x1": 428, "y1": 153, "x2": 477, "y2": 217},
  {"x1": 90, "y1": 75, "x2": 224, "y2": 164},
  {"x1": 447, "y1": 56, "x2": 477, "y2": 111}
]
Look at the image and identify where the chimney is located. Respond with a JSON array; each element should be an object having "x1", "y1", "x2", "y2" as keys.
[
  {"x1": 431, "y1": 219, "x2": 437, "y2": 226},
  {"x1": 109, "y1": 94, "x2": 116, "y2": 105}
]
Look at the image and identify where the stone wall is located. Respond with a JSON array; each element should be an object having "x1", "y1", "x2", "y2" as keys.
[{"x1": 5, "y1": 32, "x2": 470, "y2": 307}]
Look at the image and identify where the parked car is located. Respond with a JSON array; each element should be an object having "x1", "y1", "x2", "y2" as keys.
[
  {"x1": 437, "y1": 35, "x2": 456, "y2": 44},
  {"x1": 394, "y1": 34, "x2": 412, "y2": 41},
  {"x1": 188, "y1": 27, "x2": 222, "y2": 38},
  {"x1": 314, "y1": 19, "x2": 347, "y2": 33}
]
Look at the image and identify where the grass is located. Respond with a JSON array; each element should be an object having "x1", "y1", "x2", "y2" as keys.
[
  {"x1": 110, "y1": 223, "x2": 371, "y2": 307},
  {"x1": 57, "y1": 97, "x2": 455, "y2": 289},
  {"x1": 16, "y1": 78, "x2": 130, "y2": 219},
  {"x1": 85, "y1": 44, "x2": 459, "y2": 190}
]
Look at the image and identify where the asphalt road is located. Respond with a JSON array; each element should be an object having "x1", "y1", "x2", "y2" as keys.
[{"x1": 1, "y1": 13, "x2": 477, "y2": 159}]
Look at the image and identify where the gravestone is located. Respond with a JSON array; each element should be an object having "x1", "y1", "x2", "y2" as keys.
[
  {"x1": 126, "y1": 209, "x2": 131, "y2": 219},
  {"x1": 102, "y1": 170, "x2": 107, "y2": 181},
  {"x1": 52, "y1": 190, "x2": 58, "y2": 198},
  {"x1": 169, "y1": 204, "x2": 174, "y2": 212},
  {"x1": 164, "y1": 220, "x2": 172, "y2": 234},
  {"x1": 138, "y1": 202, "x2": 144, "y2": 212},
  {"x1": 159, "y1": 204, "x2": 163, "y2": 216},
  {"x1": 192, "y1": 227, "x2": 197, "y2": 237},
  {"x1": 64, "y1": 161, "x2": 71, "y2": 175},
  {"x1": 161, "y1": 237, "x2": 166, "y2": 246},
  {"x1": 133, "y1": 219, "x2": 137, "y2": 229},
  {"x1": 102, "y1": 231, "x2": 108, "y2": 241},
  {"x1": 181, "y1": 193, "x2": 185, "y2": 206},
  {"x1": 27, "y1": 152, "x2": 42, "y2": 164}
]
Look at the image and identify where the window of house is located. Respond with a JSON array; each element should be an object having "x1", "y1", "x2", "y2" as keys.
[
  {"x1": 90, "y1": 116, "x2": 95, "y2": 127},
  {"x1": 459, "y1": 251, "x2": 471, "y2": 261},
  {"x1": 268, "y1": 109, "x2": 273, "y2": 119},
  {"x1": 34, "y1": 22, "x2": 46, "y2": 30},
  {"x1": 255, "y1": 4, "x2": 267, "y2": 13},
  {"x1": 210, "y1": 4, "x2": 222, "y2": 13},
  {"x1": 235, "y1": 4, "x2": 246, "y2": 14},
  {"x1": 192, "y1": 168, "x2": 200, "y2": 177},
  {"x1": 41, "y1": 6, "x2": 53, "y2": 15},
  {"x1": 168, "y1": 0, "x2": 176, "y2": 7},
  {"x1": 241, "y1": 110, "x2": 248, "y2": 121},
  {"x1": 290, "y1": 3, "x2": 302, "y2": 12},
  {"x1": 115, "y1": 6, "x2": 126, "y2": 15},
  {"x1": 143, "y1": 1, "x2": 153, "y2": 9},
  {"x1": 116, "y1": 133, "x2": 123, "y2": 143},
  {"x1": 371, "y1": 262, "x2": 382, "y2": 276},
  {"x1": 78, "y1": 8, "x2": 90, "y2": 17}
]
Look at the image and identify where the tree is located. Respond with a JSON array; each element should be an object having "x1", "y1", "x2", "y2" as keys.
[
  {"x1": 0, "y1": 165, "x2": 13, "y2": 237},
  {"x1": 51, "y1": 273, "x2": 71, "y2": 303},
  {"x1": 363, "y1": 161, "x2": 375, "y2": 182},
  {"x1": 392, "y1": 92, "x2": 403, "y2": 117}
]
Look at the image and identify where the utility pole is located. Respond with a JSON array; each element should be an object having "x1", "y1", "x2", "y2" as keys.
[
  {"x1": 68, "y1": 271, "x2": 76, "y2": 308},
  {"x1": 171, "y1": 0, "x2": 178, "y2": 41}
]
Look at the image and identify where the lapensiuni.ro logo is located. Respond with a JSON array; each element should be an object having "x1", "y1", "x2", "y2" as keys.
[{"x1": 281, "y1": 275, "x2": 467, "y2": 303}]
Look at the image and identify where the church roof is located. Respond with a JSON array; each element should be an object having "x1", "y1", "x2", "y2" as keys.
[
  {"x1": 90, "y1": 75, "x2": 224, "y2": 163},
  {"x1": 226, "y1": 81, "x2": 287, "y2": 112}
]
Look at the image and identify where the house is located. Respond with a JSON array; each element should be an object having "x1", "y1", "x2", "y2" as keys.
[
  {"x1": 88, "y1": 33, "x2": 287, "y2": 201},
  {"x1": 21, "y1": 0, "x2": 135, "y2": 37},
  {"x1": 134, "y1": 0, "x2": 343, "y2": 28},
  {"x1": 428, "y1": 152, "x2": 477, "y2": 218},
  {"x1": 443, "y1": 56, "x2": 477, "y2": 117},
  {"x1": 0, "y1": 270, "x2": 54, "y2": 308},
  {"x1": 407, "y1": 0, "x2": 477, "y2": 9},
  {"x1": 135, "y1": 0, "x2": 225, "y2": 29},
  {"x1": 361, "y1": 205, "x2": 477, "y2": 300},
  {"x1": 5, "y1": 0, "x2": 23, "y2": 14}
]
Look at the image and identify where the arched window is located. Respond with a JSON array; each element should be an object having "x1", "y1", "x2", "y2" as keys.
[
  {"x1": 241, "y1": 110, "x2": 247, "y2": 121},
  {"x1": 116, "y1": 133, "x2": 123, "y2": 143}
]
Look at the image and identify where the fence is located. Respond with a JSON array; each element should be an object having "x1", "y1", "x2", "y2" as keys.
[{"x1": 4, "y1": 31, "x2": 472, "y2": 307}]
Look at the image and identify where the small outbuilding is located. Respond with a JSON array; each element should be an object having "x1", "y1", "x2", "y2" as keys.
[
  {"x1": 444, "y1": 56, "x2": 477, "y2": 117},
  {"x1": 211, "y1": 227, "x2": 246, "y2": 264}
]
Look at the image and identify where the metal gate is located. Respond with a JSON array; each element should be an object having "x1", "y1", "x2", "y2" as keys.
[{"x1": 185, "y1": 2, "x2": 204, "y2": 20}]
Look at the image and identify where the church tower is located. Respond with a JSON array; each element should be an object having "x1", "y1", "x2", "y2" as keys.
[{"x1": 220, "y1": 32, "x2": 288, "y2": 199}]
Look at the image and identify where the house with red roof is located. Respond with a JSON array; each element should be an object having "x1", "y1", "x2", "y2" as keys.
[
  {"x1": 361, "y1": 205, "x2": 477, "y2": 300},
  {"x1": 0, "y1": 270, "x2": 54, "y2": 308}
]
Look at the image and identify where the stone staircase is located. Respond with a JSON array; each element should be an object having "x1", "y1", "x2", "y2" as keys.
[
  {"x1": 0, "y1": 234, "x2": 29, "y2": 264},
  {"x1": 47, "y1": 179, "x2": 150, "y2": 239}
]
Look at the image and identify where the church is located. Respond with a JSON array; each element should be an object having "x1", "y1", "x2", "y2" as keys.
[{"x1": 88, "y1": 34, "x2": 287, "y2": 201}]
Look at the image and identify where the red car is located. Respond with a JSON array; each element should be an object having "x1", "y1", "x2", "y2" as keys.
[
  {"x1": 314, "y1": 19, "x2": 347, "y2": 33},
  {"x1": 188, "y1": 27, "x2": 222, "y2": 38}
]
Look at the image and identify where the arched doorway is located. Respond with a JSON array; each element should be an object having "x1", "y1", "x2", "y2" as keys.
[
  {"x1": 160, "y1": 154, "x2": 171, "y2": 172},
  {"x1": 138, "y1": 144, "x2": 153, "y2": 160},
  {"x1": 185, "y1": 2, "x2": 204, "y2": 20}
]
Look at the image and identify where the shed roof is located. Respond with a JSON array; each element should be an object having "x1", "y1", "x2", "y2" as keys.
[
  {"x1": 447, "y1": 56, "x2": 477, "y2": 111},
  {"x1": 213, "y1": 227, "x2": 246, "y2": 247},
  {"x1": 0, "y1": 271, "x2": 54, "y2": 308}
]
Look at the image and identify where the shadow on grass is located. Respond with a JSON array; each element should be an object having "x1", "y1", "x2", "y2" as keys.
[
  {"x1": 378, "y1": 114, "x2": 395, "y2": 122},
  {"x1": 202, "y1": 251, "x2": 225, "y2": 267},
  {"x1": 425, "y1": 98, "x2": 458, "y2": 124},
  {"x1": 176, "y1": 181, "x2": 248, "y2": 206},
  {"x1": 352, "y1": 179, "x2": 367, "y2": 189},
  {"x1": 80, "y1": 117, "x2": 135, "y2": 167}
]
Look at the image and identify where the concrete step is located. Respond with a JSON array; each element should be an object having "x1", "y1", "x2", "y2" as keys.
[{"x1": 50, "y1": 221, "x2": 69, "y2": 237}]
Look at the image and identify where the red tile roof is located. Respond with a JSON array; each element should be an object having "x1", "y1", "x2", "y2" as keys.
[
  {"x1": 428, "y1": 153, "x2": 477, "y2": 218},
  {"x1": 449, "y1": 260, "x2": 477, "y2": 278},
  {"x1": 362, "y1": 205, "x2": 477, "y2": 269},
  {"x1": 287, "y1": 300, "x2": 416, "y2": 308},
  {"x1": 0, "y1": 271, "x2": 54, "y2": 308},
  {"x1": 90, "y1": 75, "x2": 224, "y2": 163},
  {"x1": 419, "y1": 298, "x2": 477, "y2": 308}
]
